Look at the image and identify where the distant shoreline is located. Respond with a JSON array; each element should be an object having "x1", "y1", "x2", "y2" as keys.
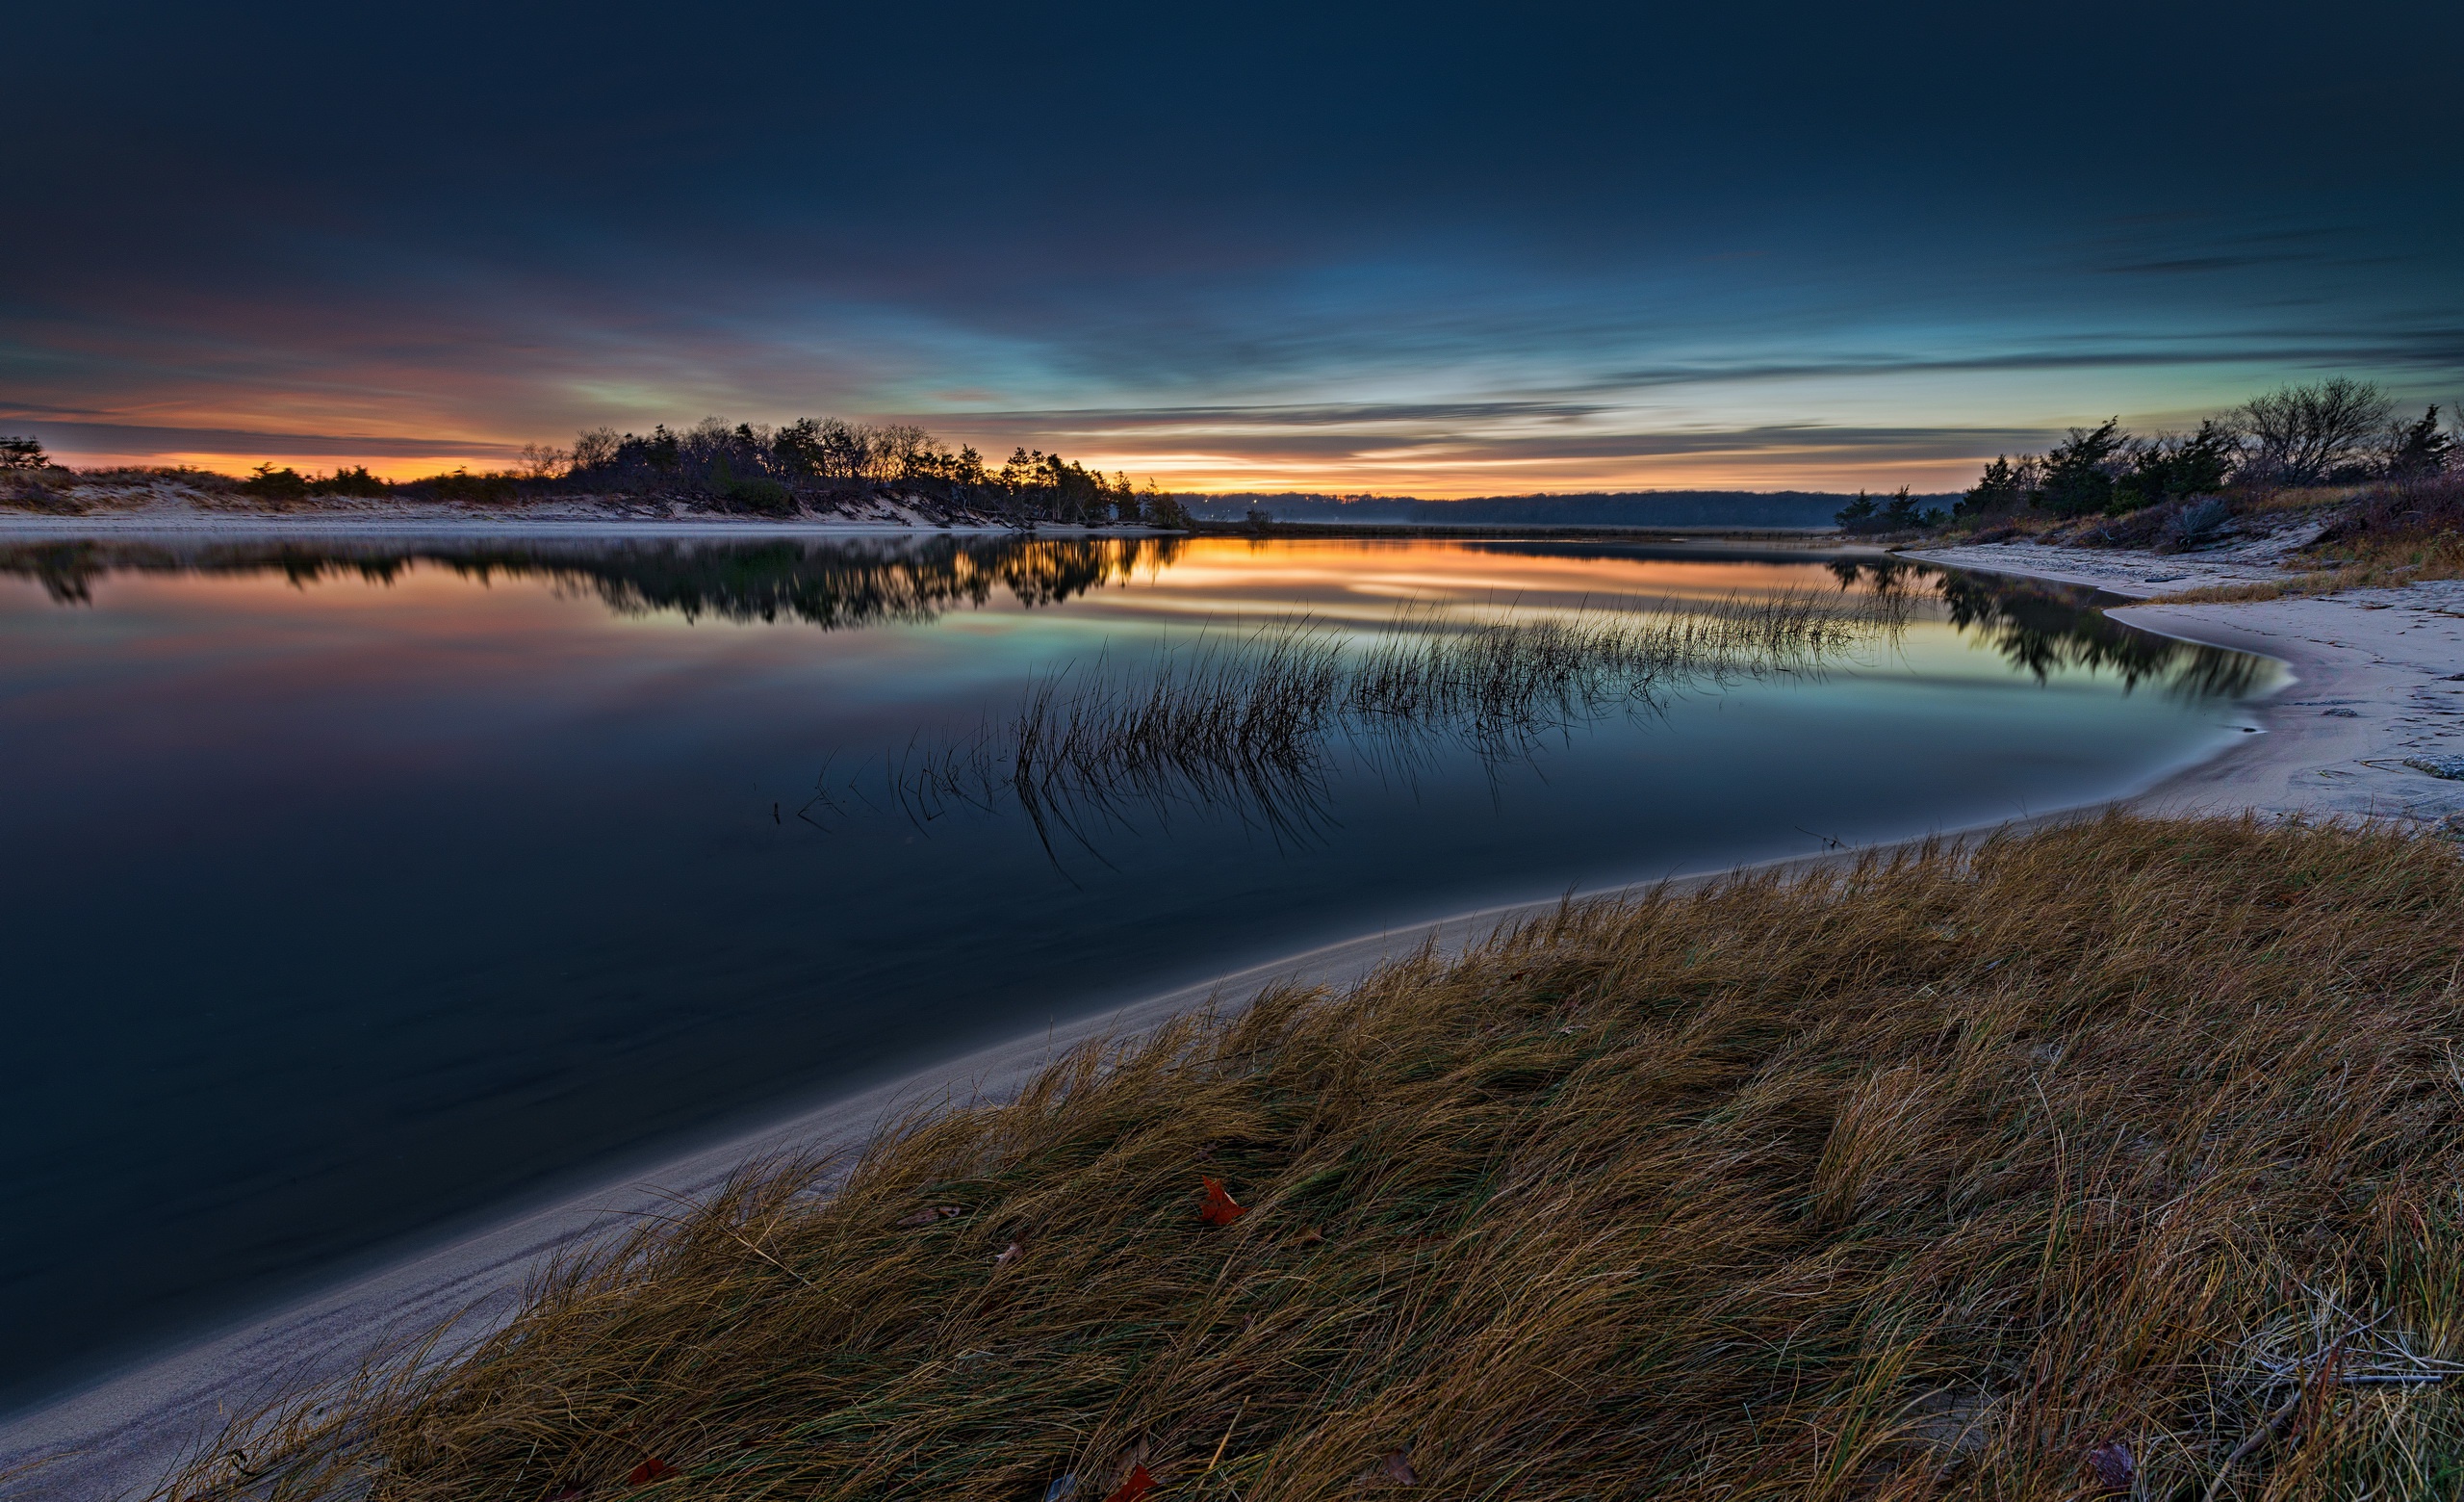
[{"x1": 0, "y1": 508, "x2": 1840, "y2": 545}]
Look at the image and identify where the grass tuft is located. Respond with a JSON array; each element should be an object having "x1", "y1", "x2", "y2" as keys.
[
  {"x1": 159, "y1": 815, "x2": 2464, "y2": 1501},
  {"x1": 843, "y1": 590, "x2": 1909, "y2": 848},
  {"x1": 2153, "y1": 531, "x2": 2464, "y2": 604}
]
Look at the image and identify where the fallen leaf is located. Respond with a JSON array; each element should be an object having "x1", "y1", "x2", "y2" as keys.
[
  {"x1": 1103, "y1": 1463, "x2": 1158, "y2": 1502},
  {"x1": 897, "y1": 1205, "x2": 963, "y2": 1228},
  {"x1": 549, "y1": 1489, "x2": 587, "y2": 1501},
  {"x1": 994, "y1": 1241, "x2": 1023, "y2": 1267},
  {"x1": 2083, "y1": 1439, "x2": 2133, "y2": 1494},
  {"x1": 1042, "y1": 1473, "x2": 1081, "y2": 1502},
  {"x1": 625, "y1": 1457, "x2": 678, "y2": 1487},
  {"x1": 1295, "y1": 1227, "x2": 1325, "y2": 1246},
  {"x1": 1199, "y1": 1177, "x2": 1246, "y2": 1226},
  {"x1": 1381, "y1": 1449, "x2": 1420, "y2": 1485}
]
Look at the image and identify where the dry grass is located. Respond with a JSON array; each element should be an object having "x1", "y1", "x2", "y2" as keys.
[
  {"x1": 2224, "y1": 485, "x2": 2367, "y2": 519},
  {"x1": 2155, "y1": 531, "x2": 2464, "y2": 604},
  {"x1": 158, "y1": 815, "x2": 2464, "y2": 1502}
]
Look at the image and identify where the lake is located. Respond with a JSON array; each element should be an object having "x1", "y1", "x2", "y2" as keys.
[{"x1": 0, "y1": 532, "x2": 2274, "y2": 1411}]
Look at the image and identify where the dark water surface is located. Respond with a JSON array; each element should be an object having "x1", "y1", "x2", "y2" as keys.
[{"x1": 0, "y1": 534, "x2": 2272, "y2": 1410}]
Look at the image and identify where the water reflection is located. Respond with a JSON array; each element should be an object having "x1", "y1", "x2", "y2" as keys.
[
  {"x1": 837, "y1": 591, "x2": 1911, "y2": 864},
  {"x1": 2, "y1": 535, "x2": 2269, "y2": 711},
  {"x1": 0, "y1": 534, "x2": 1188, "y2": 627},
  {"x1": 1828, "y1": 559, "x2": 2268, "y2": 700}
]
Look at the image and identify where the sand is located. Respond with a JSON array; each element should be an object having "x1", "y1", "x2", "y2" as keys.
[
  {"x1": 7, "y1": 536, "x2": 2461, "y2": 1500},
  {"x1": 1906, "y1": 539, "x2": 2464, "y2": 829}
]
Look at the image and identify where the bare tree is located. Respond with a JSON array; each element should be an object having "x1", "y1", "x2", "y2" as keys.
[
  {"x1": 570, "y1": 427, "x2": 620, "y2": 471},
  {"x1": 2237, "y1": 377, "x2": 2395, "y2": 484},
  {"x1": 518, "y1": 442, "x2": 570, "y2": 479}
]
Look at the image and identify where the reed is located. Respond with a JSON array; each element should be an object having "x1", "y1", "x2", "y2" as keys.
[
  {"x1": 845, "y1": 589, "x2": 1902, "y2": 848},
  {"x1": 156, "y1": 813, "x2": 2464, "y2": 1502}
]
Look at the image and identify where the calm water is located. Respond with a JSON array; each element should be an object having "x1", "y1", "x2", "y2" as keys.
[{"x1": 0, "y1": 534, "x2": 2272, "y2": 1410}]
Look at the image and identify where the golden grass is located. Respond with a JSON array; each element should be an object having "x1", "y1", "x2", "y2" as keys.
[
  {"x1": 164, "y1": 816, "x2": 2464, "y2": 1502},
  {"x1": 2223, "y1": 486, "x2": 2368, "y2": 519},
  {"x1": 2154, "y1": 531, "x2": 2464, "y2": 604}
]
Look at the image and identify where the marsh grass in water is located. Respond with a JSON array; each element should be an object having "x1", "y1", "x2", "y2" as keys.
[
  {"x1": 820, "y1": 587, "x2": 1911, "y2": 853},
  {"x1": 156, "y1": 814, "x2": 2464, "y2": 1502}
]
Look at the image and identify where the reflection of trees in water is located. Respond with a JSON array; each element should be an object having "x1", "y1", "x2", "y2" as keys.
[
  {"x1": 0, "y1": 535, "x2": 1186, "y2": 626},
  {"x1": 1828, "y1": 558, "x2": 2267, "y2": 701}
]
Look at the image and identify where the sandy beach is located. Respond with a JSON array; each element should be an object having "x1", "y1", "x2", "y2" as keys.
[
  {"x1": 1905, "y1": 538, "x2": 2464, "y2": 829},
  {"x1": 7, "y1": 537, "x2": 2461, "y2": 1500}
]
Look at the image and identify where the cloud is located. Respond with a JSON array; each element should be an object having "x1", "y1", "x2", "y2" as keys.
[{"x1": 3, "y1": 418, "x2": 521, "y2": 461}]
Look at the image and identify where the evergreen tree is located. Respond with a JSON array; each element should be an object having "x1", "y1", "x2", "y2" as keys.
[
  {"x1": 2384, "y1": 405, "x2": 2454, "y2": 479},
  {"x1": 2036, "y1": 419, "x2": 2128, "y2": 517}
]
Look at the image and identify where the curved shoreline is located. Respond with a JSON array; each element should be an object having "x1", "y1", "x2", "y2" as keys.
[
  {"x1": 12, "y1": 550, "x2": 2453, "y2": 1500},
  {"x1": 1907, "y1": 544, "x2": 2464, "y2": 827}
]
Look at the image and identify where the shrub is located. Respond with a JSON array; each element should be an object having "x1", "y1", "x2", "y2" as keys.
[
  {"x1": 417, "y1": 469, "x2": 520, "y2": 504},
  {"x1": 2035, "y1": 419, "x2": 2127, "y2": 517},
  {"x1": 2239, "y1": 377, "x2": 2395, "y2": 485},
  {"x1": 2383, "y1": 405, "x2": 2455, "y2": 479},
  {"x1": 2111, "y1": 419, "x2": 2237, "y2": 512},
  {"x1": 722, "y1": 475, "x2": 795, "y2": 515},
  {"x1": 1957, "y1": 454, "x2": 2039, "y2": 518},
  {"x1": 2155, "y1": 495, "x2": 2231, "y2": 551},
  {"x1": 1836, "y1": 487, "x2": 1945, "y2": 534},
  {"x1": 1, "y1": 435, "x2": 49, "y2": 471},
  {"x1": 310, "y1": 465, "x2": 390, "y2": 498},
  {"x1": 239, "y1": 464, "x2": 310, "y2": 502}
]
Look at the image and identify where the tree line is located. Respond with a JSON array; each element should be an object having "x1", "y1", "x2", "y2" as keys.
[
  {"x1": 1835, "y1": 378, "x2": 2459, "y2": 536},
  {"x1": 546, "y1": 417, "x2": 1190, "y2": 526},
  {"x1": 0, "y1": 419, "x2": 1194, "y2": 529},
  {"x1": 1954, "y1": 378, "x2": 2455, "y2": 521}
]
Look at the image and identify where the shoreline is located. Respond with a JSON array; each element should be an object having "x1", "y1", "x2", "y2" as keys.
[
  {"x1": 8, "y1": 540, "x2": 2458, "y2": 1498},
  {"x1": 1905, "y1": 541, "x2": 2464, "y2": 827},
  {"x1": 0, "y1": 803, "x2": 2246, "y2": 1499}
]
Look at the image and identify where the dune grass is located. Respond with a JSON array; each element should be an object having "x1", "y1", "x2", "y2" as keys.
[
  {"x1": 2155, "y1": 531, "x2": 2464, "y2": 604},
  {"x1": 161, "y1": 814, "x2": 2464, "y2": 1502}
]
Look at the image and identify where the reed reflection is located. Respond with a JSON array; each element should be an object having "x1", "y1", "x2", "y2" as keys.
[
  {"x1": 825, "y1": 558, "x2": 2267, "y2": 865},
  {"x1": 819, "y1": 588, "x2": 1914, "y2": 863}
]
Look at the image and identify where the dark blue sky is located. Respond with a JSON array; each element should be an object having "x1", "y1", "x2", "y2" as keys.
[{"x1": 8, "y1": 0, "x2": 2460, "y2": 491}]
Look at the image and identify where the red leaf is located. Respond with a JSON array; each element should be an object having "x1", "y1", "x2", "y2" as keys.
[
  {"x1": 1381, "y1": 1449, "x2": 1421, "y2": 1486},
  {"x1": 1198, "y1": 1177, "x2": 1246, "y2": 1226},
  {"x1": 2083, "y1": 1440, "x2": 2133, "y2": 1494},
  {"x1": 625, "y1": 1458, "x2": 678, "y2": 1487},
  {"x1": 1104, "y1": 1463, "x2": 1158, "y2": 1502}
]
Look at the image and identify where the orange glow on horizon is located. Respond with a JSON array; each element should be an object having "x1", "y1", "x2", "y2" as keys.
[
  {"x1": 40, "y1": 431, "x2": 1989, "y2": 498},
  {"x1": 43, "y1": 446, "x2": 1989, "y2": 496}
]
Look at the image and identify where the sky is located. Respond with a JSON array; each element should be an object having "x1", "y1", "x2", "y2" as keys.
[{"x1": 7, "y1": 1, "x2": 2461, "y2": 495}]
